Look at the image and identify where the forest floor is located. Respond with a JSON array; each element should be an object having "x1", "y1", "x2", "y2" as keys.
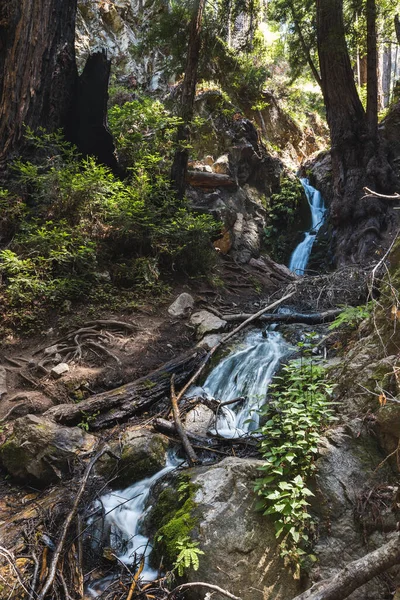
[{"x1": 0, "y1": 256, "x2": 282, "y2": 424}]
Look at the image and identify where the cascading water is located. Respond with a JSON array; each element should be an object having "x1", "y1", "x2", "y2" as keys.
[
  {"x1": 87, "y1": 454, "x2": 180, "y2": 597},
  {"x1": 289, "y1": 179, "x2": 326, "y2": 275},
  {"x1": 190, "y1": 330, "x2": 290, "y2": 438},
  {"x1": 88, "y1": 331, "x2": 291, "y2": 594}
]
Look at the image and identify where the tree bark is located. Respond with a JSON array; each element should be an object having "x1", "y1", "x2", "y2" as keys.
[
  {"x1": 316, "y1": 0, "x2": 395, "y2": 265},
  {"x1": 170, "y1": 0, "x2": 206, "y2": 199},
  {"x1": 222, "y1": 308, "x2": 342, "y2": 325},
  {"x1": 291, "y1": 533, "x2": 400, "y2": 600},
  {"x1": 382, "y1": 45, "x2": 392, "y2": 108},
  {"x1": 366, "y1": 0, "x2": 378, "y2": 139},
  {"x1": 44, "y1": 347, "x2": 207, "y2": 429},
  {"x1": 70, "y1": 50, "x2": 119, "y2": 173},
  {"x1": 0, "y1": 0, "x2": 78, "y2": 170}
]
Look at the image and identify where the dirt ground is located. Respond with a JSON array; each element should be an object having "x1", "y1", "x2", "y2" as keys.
[{"x1": 0, "y1": 257, "x2": 288, "y2": 426}]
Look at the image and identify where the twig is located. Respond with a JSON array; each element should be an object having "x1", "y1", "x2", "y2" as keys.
[
  {"x1": 171, "y1": 375, "x2": 198, "y2": 466},
  {"x1": 37, "y1": 445, "x2": 108, "y2": 600},
  {"x1": 169, "y1": 582, "x2": 242, "y2": 600},
  {"x1": 28, "y1": 551, "x2": 39, "y2": 600},
  {"x1": 126, "y1": 559, "x2": 144, "y2": 600}
]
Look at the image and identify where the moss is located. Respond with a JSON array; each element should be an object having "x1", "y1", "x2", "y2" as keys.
[{"x1": 149, "y1": 475, "x2": 200, "y2": 570}]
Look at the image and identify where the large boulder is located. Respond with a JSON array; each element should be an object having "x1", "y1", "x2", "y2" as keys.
[
  {"x1": 96, "y1": 427, "x2": 169, "y2": 487},
  {"x1": 0, "y1": 415, "x2": 96, "y2": 486},
  {"x1": 188, "y1": 458, "x2": 301, "y2": 600}
]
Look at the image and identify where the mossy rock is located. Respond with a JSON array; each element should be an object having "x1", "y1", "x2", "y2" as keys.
[
  {"x1": 376, "y1": 402, "x2": 400, "y2": 438},
  {"x1": 96, "y1": 427, "x2": 169, "y2": 488},
  {"x1": 144, "y1": 474, "x2": 200, "y2": 570},
  {"x1": 0, "y1": 414, "x2": 96, "y2": 487}
]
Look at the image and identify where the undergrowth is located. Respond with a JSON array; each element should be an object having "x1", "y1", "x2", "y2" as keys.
[
  {"x1": 0, "y1": 120, "x2": 219, "y2": 334},
  {"x1": 255, "y1": 343, "x2": 335, "y2": 577}
]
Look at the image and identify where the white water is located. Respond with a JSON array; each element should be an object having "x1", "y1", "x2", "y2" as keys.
[
  {"x1": 87, "y1": 454, "x2": 180, "y2": 597},
  {"x1": 190, "y1": 329, "x2": 290, "y2": 438},
  {"x1": 88, "y1": 330, "x2": 291, "y2": 594},
  {"x1": 289, "y1": 178, "x2": 326, "y2": 275}
]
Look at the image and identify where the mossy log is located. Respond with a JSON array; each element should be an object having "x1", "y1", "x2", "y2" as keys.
[{"x1": 44, "y1": 347, "x2": 207, "y2": 429}]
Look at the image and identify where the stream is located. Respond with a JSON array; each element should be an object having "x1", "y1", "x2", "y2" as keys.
[{"x1": 87, "y1": 180, "x2": 326, "y2": 597}]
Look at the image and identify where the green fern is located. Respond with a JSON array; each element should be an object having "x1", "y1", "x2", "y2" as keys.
[{"x1": 174, "y1": 537, "x2": 204, "y2": 576}]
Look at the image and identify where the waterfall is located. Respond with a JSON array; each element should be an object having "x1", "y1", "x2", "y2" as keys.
[
  {"x1": 88, "y1": 330, "x2": 291, "y2": 593},
  {"x1": 289, "y1": 179, "x2": 326, "y2": 275}
]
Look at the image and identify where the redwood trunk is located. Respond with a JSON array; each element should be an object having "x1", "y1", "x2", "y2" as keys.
[
  {"x1": 0, "y1": 0, "x2": 78, "y2": 169},
  {"x1": 316, "y1": 0, "x2": 393, "y2": 264}
]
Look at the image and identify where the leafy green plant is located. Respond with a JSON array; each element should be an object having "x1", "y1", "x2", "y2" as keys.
[
  {"x1": 174, "y1": 536, "x2": 204, "y2": 576},
  {"x1": 254, "y1": 352, "x2": 335, "y2": 576},
  {"x1": 328, "y1": 303, "x2": 373, "y2": 331}
]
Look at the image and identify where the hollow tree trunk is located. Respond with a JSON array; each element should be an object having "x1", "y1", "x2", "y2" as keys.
[
  {"x1": 170, "y1": 0, "x2": 206, "y2": 199},
  {"x1": 316, "y1": 0, "x2": 395, "y2": 265},
  {"x1": 0, "y1": 0, "x2": 78, "y2": 170}
]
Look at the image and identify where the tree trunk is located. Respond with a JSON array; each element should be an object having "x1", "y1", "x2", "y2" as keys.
[
  {"x1": 288, "y1": 1, "x2": 322, "y2": 90},
  {"x1": 291, "y1": 533, "x2": 400, "y2": 600},
  {"x1": 316, "y1": 0, "x2": 394, "y2": 264},
  {"x1": 0, "y1": 0, "x2": 78, "y2": 170},
  {"x1": 359, "y1": 54, "x2": 368, "y2": 87},
  {"x1": 382, "y1": 44, "x2": 392, "y2": 107},
  {"x1": 366, "y1": 0, "x2": 378, "y2": 138},
  {"x1": 170, "y1": 0, "x2": 206, "y2": 199},
  {"x1": 44, "y1": 347, "x2": 208, "y2": 429},
  {"x1": 70, "y1": 50, "x2": 119, "y2": 173}
]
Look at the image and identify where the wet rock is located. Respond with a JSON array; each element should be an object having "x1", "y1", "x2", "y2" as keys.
[
  {"x1": 0, "y1": 415, "x2": 96, "y2": 486},
  {"x1": 96, "y1": 427, "x2": 169, "y2": 488},
  {"x1": 51, "y1": 363, "x2": 70, "y2": 379},
  {"x1": 190, "y1": 311, "x2": 227, "y2": 339},
  {"x1": 168, "y1": 293, "x2": 195, "y2": 318},
  {"x1": 186, "y1": 458, "x2": 301, "y2": 600},
  {"x1": 185, "y1": 404, "x2": 214, "y2": 437}
]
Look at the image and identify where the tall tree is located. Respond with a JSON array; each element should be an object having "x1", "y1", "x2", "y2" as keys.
[
  {"x1": 316, "y1": 0, "x2": 396, "y2": 263},
  {"x1": 170, "y1": 0, "x2": 207, "y2": 199},
  {"x1": 0, "y1": 0, "x2": 78, "y2": 169}
]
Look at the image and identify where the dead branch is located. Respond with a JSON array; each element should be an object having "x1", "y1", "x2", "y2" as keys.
[
  {"x1": 44, "y1": 347, "x2": 208, "y2": 428},
  {"x1": 174, "y1": 291, "x2": 296, "y2": 404},
  {"x1": 37, "y1": 445, "x2": 108, "y2": 599},
  {"x1": 171, "y1": 375, "x2": 198, "y2": 465},
  {"x1": 362, "y1": 187, "x2": 400, "y2": 201},
  {"x1": 291, "y1": 532, "x2": 400, "y2": 600},
  {"x1": 169, "y1": 582, "x2": 242, "y2": 600},
  {"x1": 222, "y1": 308, "x2": 342, "y2": 324}
]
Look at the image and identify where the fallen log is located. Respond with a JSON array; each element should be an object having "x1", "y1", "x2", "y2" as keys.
[
  {"x1": 291, "y1": 533, "x2": 400, "y2": 600},
  {"x1": 44, "y1": 347, "x2": 207, "y2": 429},
  {"x1": 223, "y1": 308, "x2": 342, "y2": 324},
  {"x1": 186, "y1": 170, "x2": 238, "y2": 189}
]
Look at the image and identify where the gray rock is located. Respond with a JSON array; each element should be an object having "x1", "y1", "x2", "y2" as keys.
[
  {"x1": 213, "y1": 154, "x2": 230, "y2": 175},
  {"x1": 190, "y1": 310, "x2": 227, "y2": 339},
  {"x1": 0, "y1": 415, "x2": 95, "y2": 486},
  {"x1": 0, "y1": 366, "x2": 7, "y2": 399},
  {"x1": 185, "y1": 404, "x2": 214, "y2": 437},
  {"x1": 51, "y1": 363, "x2": 70, "y2": 379},
  {"x1": 96, "y1": 427, "x2": 169, "y2": 488},
  {"x1": 197, "y1": 334, "x2": 222, "y2": 350},
  {"x1": 187, "y1": 458, "x2": 301, "y2": 600},
  {"x1": 168, "y1": 293, "x2": 195, "y2": 318}
]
